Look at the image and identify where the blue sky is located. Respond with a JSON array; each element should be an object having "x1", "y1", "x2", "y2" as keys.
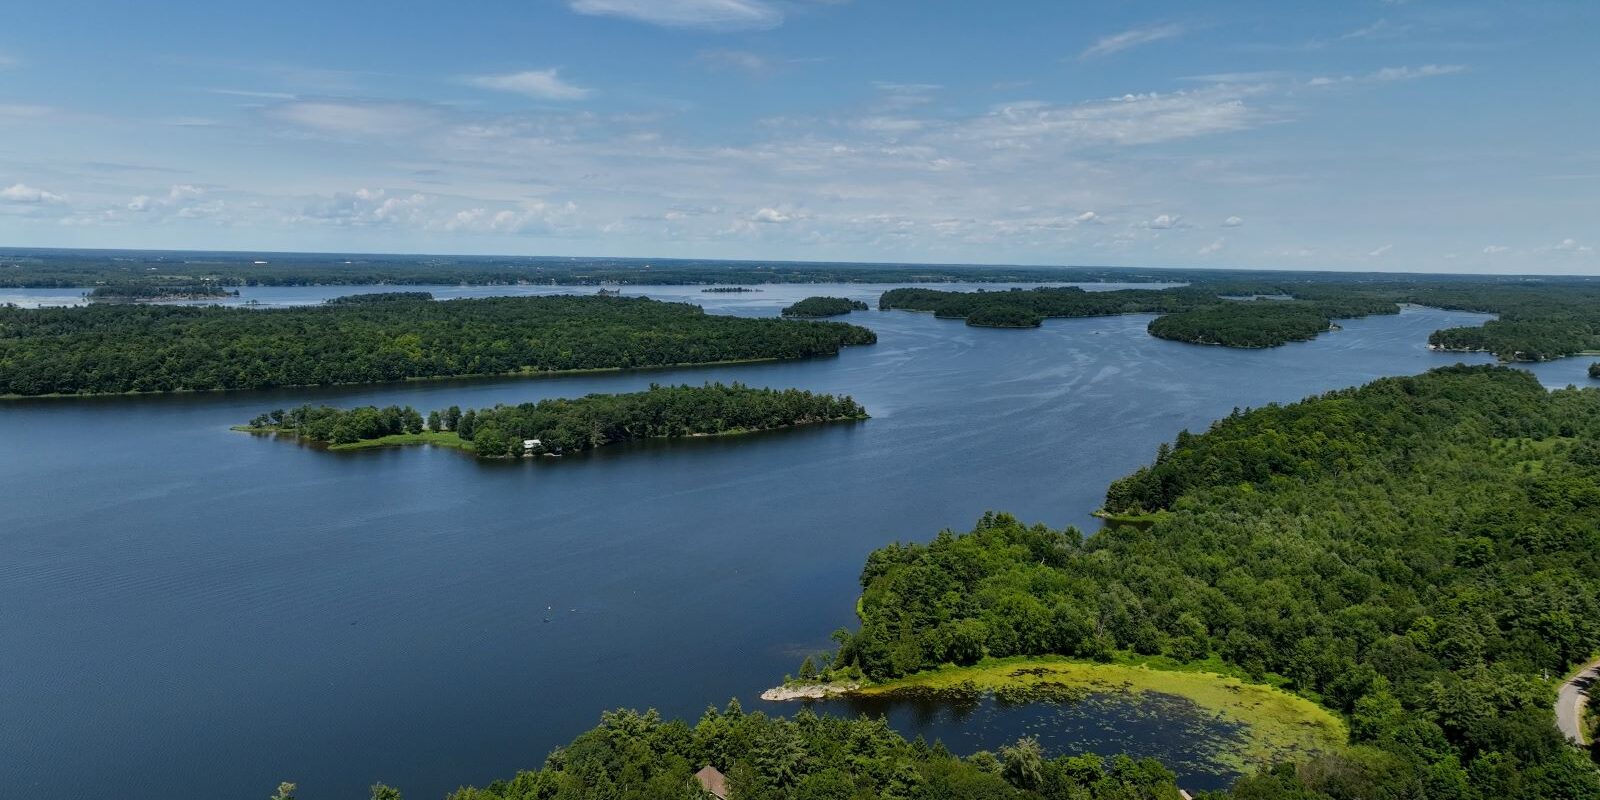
[{"x1": 0, "y1": 0, "x2": 1596, "y2": 273}]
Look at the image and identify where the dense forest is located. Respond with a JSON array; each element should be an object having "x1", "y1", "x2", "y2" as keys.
[
  {"x1": 1146, "y1": 302, "x2": 1342, "y2": 348},
  {"x1": 879, "y1": 286, "x2": 1211, "y2": 324},
  {"x1": 9, "y1": 246, "x2": 1600, "y2": 359},
  {"x1": 782, "y1": 297, "x2": 870, "y2": 318},
  {"x1": 85, "y1": 281, "x2": 237, "y2": 301},
  {"x1": 243, "y1": 383, "x2": 867, "y2": 457},
  {"x1": 881, "y1": 281, "x2": 1600, "y2": 358},
  {"x1": 881, "y1": 287, "x2": 1397, "y2": 344},
  {"x1": 301, "y1": 703, "x2": 1186, "y2": 800},
  {"x1": 323, "y1": 291, "x2": 437, "y2": 305},
  {"x1": 815, "y1": 366, "x2": 1600, "y2": 799},
  {"x1": 0, "y1": 295, "x2": 875, "y2": 396}
]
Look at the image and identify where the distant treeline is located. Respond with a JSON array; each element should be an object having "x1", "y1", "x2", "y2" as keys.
[
  {"x1": 0, "y1": 249, "x2": 1172, "y2": 288},
  {"x1": 243, "y1": 383, "x2": 867, "y2": 457},
  {"x1": 881, "y1": 281, "x2": 1600, "y2": 358},
  {"x1": 0, "y1": 295, "x2": 875, "y2": 396},
  {"x1": 781, "y1": 296, "x2": 869, "y2": 318},
  {"x1": 823, "y1": 366, "x2": 1600, "y2": 798}
]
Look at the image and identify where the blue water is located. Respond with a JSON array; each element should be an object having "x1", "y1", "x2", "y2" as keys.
[{"x1": 1, "y1": 285, "x2": 1582, "y2": 799}]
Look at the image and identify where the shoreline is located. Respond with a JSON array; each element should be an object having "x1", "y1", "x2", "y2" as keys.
[
  {"x1": 764, "y1": 655, "x2": 1346, "y2": 771},
  {"x1": 235, "y1": 414, "x2": 869, "y2": 456},
  {"x1": 0, "y1": 355, "x2": 820, "y2": 400}
]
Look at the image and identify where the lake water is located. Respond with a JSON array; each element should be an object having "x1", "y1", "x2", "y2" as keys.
[{"x1": 0, "y1": 285, "x2": 1587, "y2": 799}]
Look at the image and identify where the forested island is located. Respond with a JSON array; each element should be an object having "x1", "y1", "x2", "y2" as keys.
[
  {"x1": 11, "y1": 247, "x2": 1600, "y2": 361},
  {"x1": 1146, "y1": 301, "x2": 1343, "y2": 348},
  {"x1": 780, "y1": 296, "x2": 870, "y2": 318},
  {"x1": 0, "y1": 295, "x2": 875, "y2": 396},
  {"x1": 238, "y1": 383, "x2": 867, "y2": 457},
  {"x1": 86, "y1": 282, "x2": 238, "y2": 302},
  {"x1": 786, "y1": 365, "x2": 1600, "y2": 799},
  {"x1": 879, "y1": 286, "x2": 1211, "y2": 323},
  {"x1": 880, "y1": 286, "x2": 1398, "y2": 342},
  {"x1": 1590, "y1": 363, "x2": 1600, "y2": 379}
]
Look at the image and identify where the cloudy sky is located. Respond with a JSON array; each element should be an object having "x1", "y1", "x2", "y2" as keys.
[{"x1": 1, "y1": 0, "x2": 1596, "y2": 272}]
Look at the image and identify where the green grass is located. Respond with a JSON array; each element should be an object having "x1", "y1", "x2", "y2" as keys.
[
  {"x1": 326, "y1": 431, "x2": 475, "y2": 452},
  {"x1": 234, "y1": 427, "x2": 475, "y2": 453},
  {"x1": 852, "y1": 656, "x2": 1347, "y2": 772},
  {"x1": 1091, "y1": 509, "x2": 1171, "y2": 528}
]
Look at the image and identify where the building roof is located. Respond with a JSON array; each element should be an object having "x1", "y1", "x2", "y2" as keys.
[{"x1": 694, "y1": 765, "x2": 728, "y2": 799}]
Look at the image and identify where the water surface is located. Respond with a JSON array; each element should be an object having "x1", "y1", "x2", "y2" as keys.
[{"x1": 4, "y1": 287, "x2": 1577, "y2": 799}]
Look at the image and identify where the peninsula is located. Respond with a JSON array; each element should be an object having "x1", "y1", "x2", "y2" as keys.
[{"x1": 0, "y1": 294, "x2": 875, "y2": 396}]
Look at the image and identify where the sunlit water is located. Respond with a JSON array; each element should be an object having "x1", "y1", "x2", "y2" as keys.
[{"x1": 1, "y1": 284, "x2": 1586, "y2": 798}]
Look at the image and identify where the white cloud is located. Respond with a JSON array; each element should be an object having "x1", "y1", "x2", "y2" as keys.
[
  {"x1": 1080, "y1": 24, "x2": 1185, "y2": 60},
  {"x1": 0, "y1": 183, "x2": 65, "y2": 203},
  {"x1": 1482, "y1": 245, "x2": 1510, "y2": 255},
  {"x1": 1199, "y1": 237, "x2": 1225, "y2": 255},
  {"x1": 118, "y1": 184, "x2": 221, "y2": 220},
  {"x1": 444, "y1": 201, "x2": 577, "y2": 234},
  {"x1": 1074, "y1": 211, "x2": 1099, "y2": 223},
  {"x1": 468, "y1": 70, "x2": 591, "y2": 101},
  {"x1": 1308, "y1": 64, "x2": 1467, "y2": 89},
  {"x1": 1222, "y1": 215, "x2": 1244, "y2": 227},
  {"x1": 263, "y1": 99, "x2": 441, "y2": 136},
  {"x1": 954, "y1": 86, "x2": 1267, "y2": 150},
  {"x1": 1368, "y1": 244, "x2": 1393, "y2": 257},
  {"x1": 569, "y1": 0, "x2": 783, "y2": 30},
  {"x1": 1340, "y1": 19, "x2": 1407, "y2": 42},
  {"x1": 1144, "y1": 213, "x2": 1182, "y2": 230},
  {"x1": 752, "y1": 207, "x2": 794, "y2": 224},
  {"x1": 1544, "y1": 238, "x2": 1594, "y2": 255},
  {"x1": 1371, "y1": 64, "x2": 1466, "y2": 82},
  {"x1": 293, "y1": 188, "x2": 429, "y2": 227}
]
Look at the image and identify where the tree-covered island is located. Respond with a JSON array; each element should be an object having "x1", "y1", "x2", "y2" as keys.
[
  {"x1": 238, "y1": 383, "x2": 867, "y2": 458},
  {"x1": 86, "y1": 281, "x2": 238, "y2": 301},
  {"x1": 781, "y1": 296, "x2": 870, "y2": 318},
  {"x1": 1145, "y1": 301, "x2": 1345, "y2": 348},
  {"x1": 879, "y1": 286, "x2": 1399, "y2": 343},
  {"x1": 0, "y1": 294, "x2": 875, "y2": 396}
]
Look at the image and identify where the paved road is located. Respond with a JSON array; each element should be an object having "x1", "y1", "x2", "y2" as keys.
[{"x1": 1557, "y1": 660, "x2": 1600, "y2": 746}]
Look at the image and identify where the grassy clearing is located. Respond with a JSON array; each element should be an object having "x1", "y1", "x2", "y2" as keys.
[
  {"x1": 233, "y1": 427, "x2": 476, "y2": 453},
  {"x1": 853, "y1": 656, "x2": 1347, "y2": 771}
]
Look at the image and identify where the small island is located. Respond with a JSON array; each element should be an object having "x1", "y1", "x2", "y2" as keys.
[
  {"x1": 323, "y1": 291, "x2": 436, "y2": 305},
  {"x1": 237, "y1": 383, "x2": 867, "y2": 458},
  {"x1": 1591, "y1": 362, "x2": 1600, "y2": 379},
  {"x1": 781, "y1": 296, "x2": 870, "y2": 318},
  {"x1": 87, "y1": 282, "x2": 238, "y2": 302},
  {"x1": 1146, "y1": 301, "x2": 1339, "y2": 348}
]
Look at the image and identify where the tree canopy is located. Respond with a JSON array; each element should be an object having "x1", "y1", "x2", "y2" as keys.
[
  {"x1": 781, "y1": 296, "x2": 870, "y2": 318},
  {"x1": 0, "y1": 295, "x2": 875, "y2": 396},
  {"x1": 245, "y1": 383, "x2": 868, "y2": 457},
  {"x1": 822, "y1": 366, "x2": 1600, "y2": 799}
]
